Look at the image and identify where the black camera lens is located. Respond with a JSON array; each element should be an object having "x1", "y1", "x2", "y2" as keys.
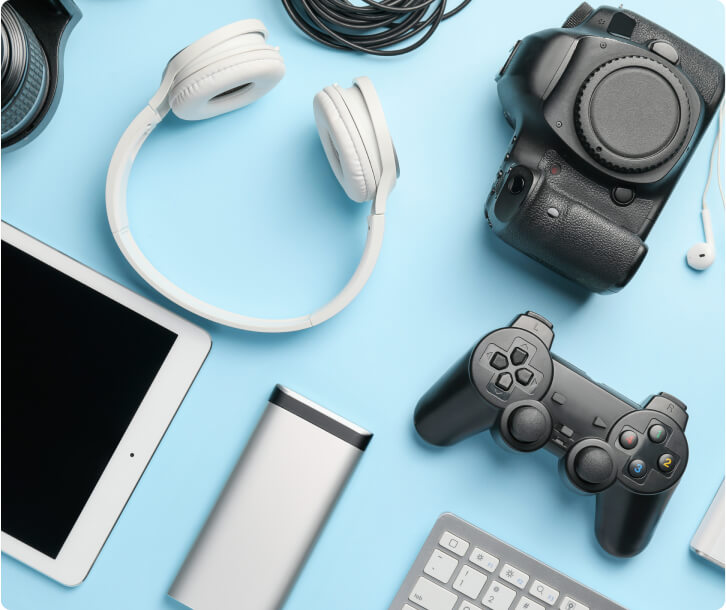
[{"x1": 1, "y1": 4, "x2": 50, "y2": 142}]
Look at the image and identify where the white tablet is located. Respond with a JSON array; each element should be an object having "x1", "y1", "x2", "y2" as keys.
[{"x1": 1, "y1": 221, "x2": 211, "y2": 586}]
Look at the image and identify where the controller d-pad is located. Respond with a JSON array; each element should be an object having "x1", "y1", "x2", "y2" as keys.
[
  {"x1": 515, "y1": 368, "x2": 534, "y2": 386},
  {"x1": 496, "y1": 373, "x2": 514, "y2": 391},
  {"x1": 510, "y1": 347, "x2": 528, "y2": 365},
  {"x1": 490, "y1": 352, "x2": 508, "y2": 370}
]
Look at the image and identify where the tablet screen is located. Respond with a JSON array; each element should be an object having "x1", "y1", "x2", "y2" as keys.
[{"x1": 1, "y1": 241, "x2": 178, "y2": 559}]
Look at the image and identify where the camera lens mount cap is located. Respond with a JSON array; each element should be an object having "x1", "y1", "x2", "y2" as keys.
[{"x1": 575, "y1": 55, "x2": 691, "y2": 173}]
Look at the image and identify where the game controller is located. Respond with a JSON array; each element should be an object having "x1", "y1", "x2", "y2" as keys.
[{"x1": 414, "y1": 312, "x2": 689, "y2": 557}]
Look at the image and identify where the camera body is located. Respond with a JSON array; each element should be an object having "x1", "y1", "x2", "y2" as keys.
[{"x1": 484, "y1": 3, "x2": 725, "y2": 292}]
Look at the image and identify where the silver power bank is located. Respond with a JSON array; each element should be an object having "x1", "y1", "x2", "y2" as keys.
[
  {"x1": 691, "y1": 479, "x2": 725, "y2": 568},
  {"x1": 168, "y1": 385, "x2": 372, "y2": 610}
]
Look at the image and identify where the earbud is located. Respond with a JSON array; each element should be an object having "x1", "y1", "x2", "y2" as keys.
[
  {"x1": 688, "y1": 100, "x2": 723, "y2": 271},
  {"x1": 687, "y1": 208, "x2": 716, "y2": 270}
]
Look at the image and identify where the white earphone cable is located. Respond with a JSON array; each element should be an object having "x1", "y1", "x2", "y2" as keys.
[{"x1": 702, "y1": 99, "x2": 725, "y2": 211}]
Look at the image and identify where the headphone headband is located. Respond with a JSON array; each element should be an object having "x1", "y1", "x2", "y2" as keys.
[{"x1": 106, "y1": 21, "x2": 397, "y2": 333}]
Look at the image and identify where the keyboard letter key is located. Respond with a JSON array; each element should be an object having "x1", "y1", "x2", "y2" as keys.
[
  {"x1": 469, "y1": 547, "x2": 499, "y2": 573},
  {"x1": 439, "y1": 531, "x2": 470, "y2": 557},
  {"x1": 499, "y1": 563, "x2": 529, "y2": 589},
  {"x1": 409, "y1": 577, "x2": 458, "y2": 610},
  {"x1": 482, "y1": 581, "x2": 516, "y2": 610},
  {"x1": 560, "y1": 597, "x2": 589, "y2": 610},
  {"x1": 424, "y1": 550, "x2": 459, "y2": 584},
  {"x1": 452, "y1": 565, "x2": 487, "y2": 599}
]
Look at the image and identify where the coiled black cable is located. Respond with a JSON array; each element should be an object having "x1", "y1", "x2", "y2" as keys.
[{"x1": 281, "y1": 0, "x2": 473, "y2": 56}]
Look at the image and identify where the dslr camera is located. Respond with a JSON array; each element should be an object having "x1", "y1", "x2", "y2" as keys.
[{"x1": 485, "y1": 3, "x2": 725, "y2": 292}]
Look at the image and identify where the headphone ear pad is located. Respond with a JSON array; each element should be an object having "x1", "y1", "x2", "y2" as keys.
[
  {"x1": 170, "y1": 51, "x2": 284, "y2": 120},
  {"x1": 313, "y1": 86, "x2": 380, "y2": 203}
]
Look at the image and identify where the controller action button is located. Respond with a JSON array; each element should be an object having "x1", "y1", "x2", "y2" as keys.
[
  {"x1": 509, "y1": 406, "x2": 548, "y2": 444},
  {"x1": 619, "y1": 430, "x2": 638, "y2": 450},
  {"x1": 628, "y1": 459, "x2": 647, "y2": 479},
  {"x1": 496, "y1": 373, "x2": 514, "y2": 391},
  {"x1": 511, "y1": 347, "x2": 528, "y2": 366},
  {"x1": 592, "y1": 417, "x2": 607, "y2": 429},
  {"x1": 574, "y1": 447, "x2": 614, "y2": 485},
  {"x1": 651, "y1": 40, "x2": 679, "y2": 65},
  {"x1": 552, "y1": 393, "x2": 567, "y2": 405},
  {"x1": 515, "y1": 369, "x2": 534, "y2": 386},
  {"x1": 559, "y1": 425, "x2": 574, "y2": 438},
  {"x1": 612, "y1": 186, "x2": 635, "y2": 206},
  {"x1": 490, "y1": 352, "x2": 508, "y2": 370},
  {"x1": 658, "y1": 453, "x2": 676, "y2": 473},
  {"x1": 648, "y1": 424, "x2": 667, "y2": 444}
]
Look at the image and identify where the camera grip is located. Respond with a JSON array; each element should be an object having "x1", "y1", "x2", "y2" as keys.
[{"x1": 496, "y1": 181, "x2": 647, "y2": 293}]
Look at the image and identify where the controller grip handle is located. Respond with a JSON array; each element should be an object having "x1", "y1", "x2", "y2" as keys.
[
  {"x1": 595, "y1": 483, "x2": 675, "y2": 557},
  {"x1": 414, "y1": 352, "x2": 498, "y2": 446}
]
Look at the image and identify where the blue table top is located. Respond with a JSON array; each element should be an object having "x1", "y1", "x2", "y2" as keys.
[{"x1": 2, "y1": 1, "x2": 724, "y2": 609}]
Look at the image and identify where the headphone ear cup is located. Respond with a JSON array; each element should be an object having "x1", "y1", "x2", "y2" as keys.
[
  {"x1": 170, "y1": 49, "x2": 284, "y2": 121},
  {"x1": 313, "y1": 85, "x2": 381, "y2": 203}
]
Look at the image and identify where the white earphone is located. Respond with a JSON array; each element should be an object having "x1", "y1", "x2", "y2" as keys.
[
  {"x1": 687, "y1": 101, "x2": 723, "y2": 271},
  {"x1": 106, "y1": 20, "x2": 398, "y2": 332}
]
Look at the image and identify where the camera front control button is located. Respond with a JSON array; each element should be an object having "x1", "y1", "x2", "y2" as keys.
[
  {"x1": 651, "y1": 40, "x2": 679, "y2": 64},
  {"x1": 611, "y1": 186, "x2": 635, "y2": 206},
  {"x1": 490, "y1": 352, "x2": 508, "y2": 370}
]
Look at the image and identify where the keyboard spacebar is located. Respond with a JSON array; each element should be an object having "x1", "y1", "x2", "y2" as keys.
[{"x1": 409, "y1": 576, "x2": 458, "y2": 610}]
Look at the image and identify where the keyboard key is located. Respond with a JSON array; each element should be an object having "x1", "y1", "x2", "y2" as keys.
[
  {"x1": 440, "y1": 531, "x2": 470, "y2": 557},
  {"x1": 482, "y1": 581, "x2": 517, "y2": 610},
  {"x1": 515, "y1": 598, "x2": 545, "y2": 610},
  {"x1": 499, "y1": 563, "x2": 529, "y2": 589},
  {"x1": 409, "y1": 577, "x2": 458, "y2": 610},
  {"x1": 529, "y1": 580, "x2": 559, "y2": 605},
  {"x1": 469, "y1": 548, "x2": 499, "y2": 573},
  {"x1": 424, "y1": 550, "x2": 459, "y2": 584},
  {"x1": 458, "y1": 601, "x2": 483, "y2": 610},
  {"x1": 560, "y1": 597, "x2": 589, "y2": 610},
  {"x1": 452, "y1": 565, "x2": 487, "y2": 599},
  {"x1": 404, "y1": 605, "x2": 418, "y2": 610}
]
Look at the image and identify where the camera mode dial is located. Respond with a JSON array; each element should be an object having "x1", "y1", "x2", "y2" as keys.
[{"x1": 575, "y1": 55, "x2": 691, "y2": 173}]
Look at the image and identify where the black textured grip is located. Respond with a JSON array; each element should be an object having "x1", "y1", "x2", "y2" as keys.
[
  {"x1": 562, "y1": 2, "x2": 593, "y2": 28},
  {"x1": 622, "y1": 9, "x2": 724, "y2": 107},
  {"x1": 500, "y1": 179, "x2": 647, "y2": 293}
]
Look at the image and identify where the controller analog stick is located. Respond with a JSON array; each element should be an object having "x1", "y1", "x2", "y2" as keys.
[
  {"x1": 574, "y1": 446, "x2": 614, "y2": 485},
  {"x1": 509, "y1": 405, "x2": 550, "y2": 444}
]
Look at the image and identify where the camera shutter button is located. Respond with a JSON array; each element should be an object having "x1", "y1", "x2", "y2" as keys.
[{"x1": 650, "y1": 41, "x2": 679, "y2": 65}]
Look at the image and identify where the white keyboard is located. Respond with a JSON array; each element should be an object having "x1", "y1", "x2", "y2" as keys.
[{"x1": 390, "y1": 514, "x2": 627, "y2": 610}]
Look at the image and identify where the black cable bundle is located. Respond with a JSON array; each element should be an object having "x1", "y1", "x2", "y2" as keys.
[{"x1": 281, "y1": 0, "x2": 473, "y2": 56}]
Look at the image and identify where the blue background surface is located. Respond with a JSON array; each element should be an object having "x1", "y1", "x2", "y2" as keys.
[{"x1": 2, "y1": 0, "x2": 725, "y2": 608}]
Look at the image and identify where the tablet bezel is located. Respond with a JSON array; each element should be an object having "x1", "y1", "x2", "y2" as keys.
[{"x1": 1, "y1": 221, "x2": 212, "y2": 586}]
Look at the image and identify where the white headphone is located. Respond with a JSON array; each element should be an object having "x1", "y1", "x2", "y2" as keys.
[
  {"x1": 106, "y1": 20, "x2": 398, "y2": 332},
  {"x1": 687, "y1": 101, "x2": 723, "y2": 271}
]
